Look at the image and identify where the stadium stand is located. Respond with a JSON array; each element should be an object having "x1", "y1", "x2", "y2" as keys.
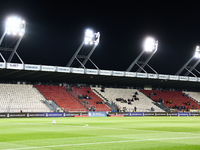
[
  {"x1": 72, "y1": 86, "x2": 111, "y2": 112},
  {"x1": 0, "y1": 83, "x2": 50, "y2": 112},
  {"x1": 140, "y1": 90, "x2": 200, "y2": 111},
  {"x1": 1, "y1": 83, "x2": 199, "y2": 113},
  {"x1": 92, "y1": 87, "x2": 164, "y2": 112},
  {"x1": 183, "y1": 91, "x2": 200, "y2": 103},
  {"x1": 34, "y1": 85, "x2": 88, "y2": 112}
]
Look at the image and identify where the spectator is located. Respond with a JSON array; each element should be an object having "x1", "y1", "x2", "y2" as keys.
[
  {"x1": 89, "y1": 107, "x2": 92, "y2": 111},
  {"x1": 134, "y1": 106, "x2": 137, "y2": 112},
  {"x1": 117, "y1": 106, "x2": 119, "y2": 112},
  {"x1": 151, "y1": 107, "x2": 154, "y2": 111},
  {"x1": 101, "y1": 86, "x2": 105, "y2": 92},
  {"x1": 123, "y1": 107, "x2": 126, "y2": 112}
]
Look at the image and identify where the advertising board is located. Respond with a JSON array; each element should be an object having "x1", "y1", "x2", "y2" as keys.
[
  {"x1": 169, "y1": 75, "x2": 178, "y2": 80},
  {"x1": 7, "y1": 63, "x2": 23, "y2": 70},
  {"x1": 179, "y1": 76, "x2": 188, "y2": 81},
  {"x1": 88, "y1": 111, "x2": 107, "y2": 117},
  {"x1": 86, "y1": 69, "x2": 98, "y2": 75},
  {"x1": 99, "y1": 70, "x2": 112, "y2": 76},
  {"x1": 71, "y1": 68, "x2": 84, "y2": 74},
  {"x1": 41, "y1": 65, "x2": 56, "y2": 72},
  {"x1": 125, "y1": 72, "x2": 136, "y2": 77},
  {"x1": 0, "y1": 62, "x2": 5, "y2": 69},
  {"x1": 57, "y1": 67, "x2": 70, "y2": 73},
  {"x1": 25, "y1": 64, "x2": 41, "y2": 71},
  {"x1": 112, "y1": 71, "x2": 124, "y2": 76},
  {"x1": 158, "y1": 74, "x2": 169, "y2": 79},
  {"x1": 136, "y1": 73, "x2": 147, "y2": 78}
]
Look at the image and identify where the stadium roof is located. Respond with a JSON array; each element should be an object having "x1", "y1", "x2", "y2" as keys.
[{"x1": 1, "y1": 67, "x2": 200, "y2": 90}]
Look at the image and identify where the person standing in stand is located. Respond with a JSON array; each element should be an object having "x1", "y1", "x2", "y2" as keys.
[{"x1": 134, "y1": 106, "x2": 137, "y2": 112}]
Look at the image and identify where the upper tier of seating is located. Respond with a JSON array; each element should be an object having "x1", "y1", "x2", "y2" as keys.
[
  {"x1": 73, "y1": 86, "x2": 111, "y2": 112},
  {"x1": 0, "y1": 84, "x2": 50, "y2": 112},
  {"x1": 92, "y1": 87, "x2": 164, "y2": 112},
  {"x1": 34, "y1": 85, "x2": 87, "y2": 112},
  {"x1": 140, "y1": 90, "x2": 200, "y2": 110}
]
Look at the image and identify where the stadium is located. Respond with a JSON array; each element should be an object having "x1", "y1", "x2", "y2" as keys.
[{"x1": 1, "y1": 2, "x2": 200, "y2": 149}]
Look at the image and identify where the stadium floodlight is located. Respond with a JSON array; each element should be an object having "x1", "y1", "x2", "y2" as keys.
[
  {"x1": 176, "y1": 45, "x2": 200, "y2": 76},
  {"x1": 67, "y1": 29, "x2": 100, "y2": 69},
  {"x1": 126, "y1": 36, "x2": 158, "y2": 73},
  {"x1": 5, "y1": 16, "x2": 26, "y2": 36},
  {"x1": 144, "y1": 37, "x2": 158, "y2": 52},
  {"x1": 194, "y1": 46, "x2": 200, "y2": 58},
  {"x1": 0, "y1": 15, "x2": 26, "y2": 64},
  {"x1": 84, "y1": 29, "x2": 100, "y2": 45}
]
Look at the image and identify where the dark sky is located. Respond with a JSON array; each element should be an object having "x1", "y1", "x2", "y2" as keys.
[{"x1": 0, "y1": 1, "x2": 200, "y2": 75}]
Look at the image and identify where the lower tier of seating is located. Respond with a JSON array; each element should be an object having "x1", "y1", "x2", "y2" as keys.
[
  {"x1": 92, "y1": 87, "x2": 164, "y2": 112},
  {"x1": 0, "y1": 83, "x2": 50, "y2": 112},
  {"x1": 73, "y1": 86, "x2": 111, "y2": 112},
  {"x1": 141, "y1": 90, "x2": 200, "y2": 111},
  {"x1": 34, "y1": 85, "x2": 87, "y2": 112}
]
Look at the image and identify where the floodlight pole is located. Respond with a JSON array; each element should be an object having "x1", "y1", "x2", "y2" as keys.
[
  {"x1": 0, "y1": 31, "x2": 6, "y2": 62},
  {"x1": 137, "y1": 50, "x2": 156, "y2": 72},
  {"x1": 193, "y1": 68, "x2": 200, "y2": 75},
  {"x1": 184, "y1": 59, "x2": 200, "y2": 76},
  {"x1": 67, "y1": 41, "x2": 85, "y2": 67},
  {"x1": 126, "y1": 38, "x2": 158, "y2": 73},
  {"x1": 0, "y1": 31, "x2": 6, "y2": 45},
  {"x1": 7, "y1": 36, "x2": 24, "y2": 63},
  {"x1": 185, "y1": 66, "x2": 197, "y2": 77},
  {"x1": 175, "y1": 57, "x2": 194, "y2": 75},
  {"x1": 82, "y1": 45, "x2": 97, "y2": 66},
  {"x1": 126, "y1": 51, "x2": 145, "y2": 72},
  {"x1": 67, "y1": 30, "x2": 100, "y2": 69}
]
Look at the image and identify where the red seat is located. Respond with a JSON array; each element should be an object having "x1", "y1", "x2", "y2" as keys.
[{"x1": 34, "y1": 85, "x2": 87, "y2": 112}]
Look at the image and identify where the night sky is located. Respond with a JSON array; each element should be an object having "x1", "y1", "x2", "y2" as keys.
[{"x1": 0, "y1": 1, "x2": 200, "y2": 75}]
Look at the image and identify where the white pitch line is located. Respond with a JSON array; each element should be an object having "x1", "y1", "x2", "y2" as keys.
[
  {"x1": 3, "y1": 136, "x2": 200, "y2": 150},
  {"x1": 84, "y1": 126, "x2": 200, "y2": 136}
]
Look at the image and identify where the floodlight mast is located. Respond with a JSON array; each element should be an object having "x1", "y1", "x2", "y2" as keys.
[
  {"x1": 126, "y1": 37, "x2": 158, "y2": 74},
  {"x1": 176, "y1": 46, "x2": 200, "y2": 76},
  {"x1": 0, "y1": 31, "x2": 6, "y2": 62},
  {"x1": 0, "y1": 16, "x2": 26, "y2": 64},
  {"x1": 67, "y1": 29, "x2": 100, "y2": 69}
]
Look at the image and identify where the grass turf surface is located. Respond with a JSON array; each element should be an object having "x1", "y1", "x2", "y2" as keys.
[{"x1": 0, "y1": 117, "x2": 200, "y2": 150}]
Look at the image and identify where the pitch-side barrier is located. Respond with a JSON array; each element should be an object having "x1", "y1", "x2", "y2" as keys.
[{"x1": 0, "y1": 112, "x2": 199, "y2": 118}]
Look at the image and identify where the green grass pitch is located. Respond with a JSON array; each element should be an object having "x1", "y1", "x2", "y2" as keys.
[{"x1": 0, "y1": 116, "x2": 200, "y2": 150}]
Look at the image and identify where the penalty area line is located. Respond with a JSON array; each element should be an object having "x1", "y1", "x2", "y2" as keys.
[{"x1": 3, "y1": 136, "x2": 200, "y2": 150}]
